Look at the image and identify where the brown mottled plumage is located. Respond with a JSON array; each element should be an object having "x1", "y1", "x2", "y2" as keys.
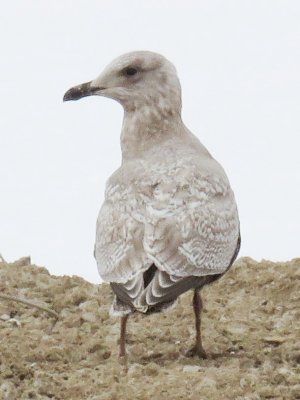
[{"x1": 64, "y1": 51, "x2": 240, "y2": 358}]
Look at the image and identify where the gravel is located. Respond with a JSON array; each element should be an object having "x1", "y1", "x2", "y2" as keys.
[{"x1": 0, "y1": 257, "x2": 299, "y2": 399}]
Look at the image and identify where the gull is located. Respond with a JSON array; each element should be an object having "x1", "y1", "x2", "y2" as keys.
[{"x1": 64, "y1": 51, "x2": 240, "y2": 358}]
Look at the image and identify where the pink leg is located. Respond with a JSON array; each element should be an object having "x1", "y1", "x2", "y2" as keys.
[
  {"x1": 119, "y1": 314, "x2": 129, "y2": 357},
  {"x1": 186, "y1": 290, "x2": 207, "y2": 358}
]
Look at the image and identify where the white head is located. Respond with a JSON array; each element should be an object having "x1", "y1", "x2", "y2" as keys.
[{"x1": 64, "y1": 51, "x2": 182, "y2": 117}]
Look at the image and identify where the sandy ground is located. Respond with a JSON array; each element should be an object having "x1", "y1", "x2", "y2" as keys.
[{"x1": 0, "y1": 257, "x2": 299, "y2": 400}]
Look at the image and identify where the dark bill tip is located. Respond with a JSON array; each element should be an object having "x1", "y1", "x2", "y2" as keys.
[{"x1": 63, "y1": 81, "x2": 101, "y2": 102}]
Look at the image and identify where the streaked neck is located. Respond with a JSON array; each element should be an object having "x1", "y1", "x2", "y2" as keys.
[{"x1": 121, "y1": 106, "x2": 183, "y2": 161}]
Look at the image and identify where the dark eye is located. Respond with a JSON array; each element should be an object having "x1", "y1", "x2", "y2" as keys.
[{"x1": 124, "y1": 67, "x2": 138, "y2": 76}]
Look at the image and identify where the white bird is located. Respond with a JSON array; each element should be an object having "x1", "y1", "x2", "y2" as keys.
[{"x1": 64, "y1": 51, "x2": 240, "y2": 358}]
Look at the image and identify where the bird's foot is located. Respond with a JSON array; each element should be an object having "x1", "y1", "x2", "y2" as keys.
[
  {"x1": 185, "y1": 344, "x2": 207, "y2": 359},
  {"x1": 118, "y1": 352, "x2": 128, "y2": 369}
]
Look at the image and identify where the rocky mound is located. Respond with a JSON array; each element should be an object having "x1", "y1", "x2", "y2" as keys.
[{"x1": 0, "y1": 257, "x2": 299, "y2": 399}]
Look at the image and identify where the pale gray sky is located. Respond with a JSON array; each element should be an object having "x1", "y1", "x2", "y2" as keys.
[{"x1": 1, "y1": 1, "x2": 299, "y2": 282}]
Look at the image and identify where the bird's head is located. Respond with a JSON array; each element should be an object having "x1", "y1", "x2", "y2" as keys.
[{"x1": 63, "y1": 51, "x2": 182, "y2": 115}]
